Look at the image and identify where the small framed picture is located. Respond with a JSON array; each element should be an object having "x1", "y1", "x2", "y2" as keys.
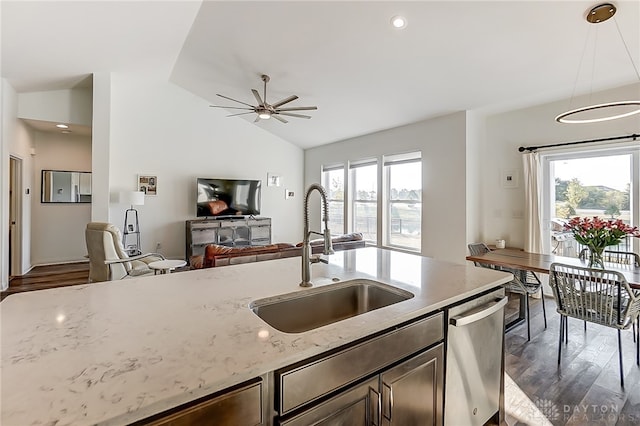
[
  {"x1": 267, "y1": 172, "x2": 281, "y2": 187},
  {"x1": 138, "y1": 175, "x2": 157, "y2": 196}
]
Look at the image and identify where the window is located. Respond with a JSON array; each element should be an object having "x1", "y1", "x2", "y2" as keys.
[
  {"x1": 543, "y1": 148, "x2": 638, "y2": 257},
  {"x1": 321, "y1": 165, "x2": 345, "y2": 235},
  {"x1": 350, "y1": 161, "x2": 377, "y2": 242},
  {"x1": 384, "y1": 153, "x2": 422, "y2": 251}
]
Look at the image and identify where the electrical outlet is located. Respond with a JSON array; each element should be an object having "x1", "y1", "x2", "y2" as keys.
[{"x1": 285, "y1": 189, "x2": 294, "y2": 199}]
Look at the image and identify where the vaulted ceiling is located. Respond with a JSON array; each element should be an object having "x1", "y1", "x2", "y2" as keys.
[{"x1": 3, "y1": 1, "x2": 639, "y2": 149}]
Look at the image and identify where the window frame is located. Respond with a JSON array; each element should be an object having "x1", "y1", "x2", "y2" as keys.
[
  {"x1": 382, "y1": 152, "x2": 422, "y2": 252},
  {"x1": 541, "y1": 144, "x2": 639, "y2": 256},
  {"x1": 321, "y1": 164, "x2": 347, "y2": 235},
  {"x1": 349, "y1": 159, "x2": 378, "y2": 243}
]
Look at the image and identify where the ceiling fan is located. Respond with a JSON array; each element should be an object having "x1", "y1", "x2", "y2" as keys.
[{"x1": 210, "y1": 74, "x2": 317, "y2": 123}]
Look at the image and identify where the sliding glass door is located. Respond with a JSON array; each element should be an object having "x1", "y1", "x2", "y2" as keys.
[{"x1": 541, "y1": 146, "x2": 639, "y2": 256}]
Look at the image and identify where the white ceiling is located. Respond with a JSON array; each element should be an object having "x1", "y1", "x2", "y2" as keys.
[{"x1": 3, "y1": 1, "x2": 639, "y2": 149}]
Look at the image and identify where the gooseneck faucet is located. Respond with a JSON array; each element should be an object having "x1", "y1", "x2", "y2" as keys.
[{"x1": 300, "y1": 184, "x2": 335, "y2": 287}]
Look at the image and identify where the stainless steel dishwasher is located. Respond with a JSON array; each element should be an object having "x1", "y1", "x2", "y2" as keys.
[{"x1": 444, "y1": 288, "x2": 507, "y2": 426}]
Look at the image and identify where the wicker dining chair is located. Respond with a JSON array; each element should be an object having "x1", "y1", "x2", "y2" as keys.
[
  {"x1": 579, "y1": 249, "x2": 640, "y2": 268},
  {"x1": 549, "y1": 263, "x2": 640, "y2": 388},
  {"x1": 579, "y1": 249, "x2": 640, "y2": 340},
  {"x1": 467, "y1": 243, "x2": 547, "y2": 341}
]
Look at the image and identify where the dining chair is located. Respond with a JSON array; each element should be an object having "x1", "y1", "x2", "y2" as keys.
[
  {"x1": 579, "y1": 249, "x2": 640, "y2": 340},
  {"x1": 549, "y1": 263, "x2": 640, "y2": 388},
  {"x1": 602, "y1": 250, "x2": 640, "y2": 268},
  {"x1": 467, "y1": 243, "x2": 547, "y2": 341},
  {"x1": 579, "y1": 249, "x2": 640, "y2": 268}
]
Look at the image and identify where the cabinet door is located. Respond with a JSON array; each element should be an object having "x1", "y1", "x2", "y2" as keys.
[
  {"x1": 250, "y1": 225, "x2": 271, "y2": 242},
  {"x1": 279, "y1": 377, "x2": 379, "y2": 426},
  {"x1": 218, "y1": 227, "x2": 235, "y2": 245},
  {"x1": 380, "y1": 344, "x2": 444, "y2": 426}
]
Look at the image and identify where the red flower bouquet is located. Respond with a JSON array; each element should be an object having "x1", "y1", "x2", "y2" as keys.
[{"x1": 563, "y1": 216, "x2": 640, "y2": 267}]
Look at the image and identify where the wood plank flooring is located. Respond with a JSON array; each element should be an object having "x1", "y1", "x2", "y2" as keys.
[
  {"x1": 505, "y1": 294, "x2": 640, "y2": 425},
  {"x1": 2, "y1": 262, "x2": 90, "y2": 301},
  {"x1": 3, "y1": 266, "x2": 640, "y2": 424}
]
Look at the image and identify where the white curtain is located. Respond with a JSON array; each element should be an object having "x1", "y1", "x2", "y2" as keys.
[{"x1": 523, "y1": 152, "x2": 543, "y2": 253}]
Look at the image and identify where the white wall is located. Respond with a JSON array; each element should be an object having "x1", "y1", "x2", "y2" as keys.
[
  {"x1": 2, "y1": 80, "x2": 37, "y2": 283},
  {"x1": 1, "y1": 79, "x2": 10, "y2": 290},
  {"x1": 103, "y1": 72, "x2": 304, "y2": 259},
  {"x1": 480, "y1": 83, "x2": 640, "y2": 249},
  {"x1": 91, "y1": 72, "x2": 112, "y2": 223},
  {"x1": 465, "y1": 110, "x2": 484, "y2": 246},
  {"x1": 31, "y1": 132, "x2": 92, "y2": 265},
  {"x1": 18, "y1": 88, "x2": 93, "y2": 126},
  {"x1": 305, "y1": 112, "x2": 468, "y2": 264}
]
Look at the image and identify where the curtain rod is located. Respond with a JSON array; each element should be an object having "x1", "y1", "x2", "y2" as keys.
[{"x1": 518, "y1": 133, "x2": 639, "y2": 153}]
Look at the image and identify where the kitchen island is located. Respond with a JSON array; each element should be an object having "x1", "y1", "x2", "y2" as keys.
[{"x1": 1, "y1": 247, "x2": 511, "y2": 425}]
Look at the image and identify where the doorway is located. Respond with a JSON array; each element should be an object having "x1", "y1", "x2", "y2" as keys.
[{"x1": 9, "y1": 156, "x2": 22, "y2": 279}]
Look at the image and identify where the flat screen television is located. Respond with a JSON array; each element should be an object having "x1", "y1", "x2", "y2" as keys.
[{"x1": 196, "y1": 178, "x2": 262, "y2": 218}]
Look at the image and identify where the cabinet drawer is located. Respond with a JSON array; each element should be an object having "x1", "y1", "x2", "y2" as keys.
[
  {"x1": 191, "y1": 222, "x2": 220, "y2": 230},
  {"x1": 248, "y1": 218, "x2": 271, "y2": 226},
  {"x1": 277, "y1": 312, "x2": 443, "y2": 415},
  {"x1": 144, "y1": 379, "x2": 263, "y2": 426},
  {"x1": 219, "y1": 220, "x2": 241, "y2": 228},
  {"x1": 191, "y1": 229, "x2": 217, "y2": 245},
  {"x1": 251, "y1": 226, "x2": 271, "y2": 240}
]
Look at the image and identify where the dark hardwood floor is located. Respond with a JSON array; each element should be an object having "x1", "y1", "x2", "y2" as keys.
[
  {"x1": 3, "y1": 268, "x2": 639, "y2": 424},
  {"x1": 2, "y1": 262, "x2": 90, "y2": 301},
  {"x1": 505, "y1": 294, "x2": 640, "y2": 425}
]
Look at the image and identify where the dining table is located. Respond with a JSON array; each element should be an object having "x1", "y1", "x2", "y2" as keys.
[
  {"x1": 465, "y1": 248, "x2": 640, "y2": 329},
  {"x1": 466, "y1": 248, "x2": 640, "y2": 288}
]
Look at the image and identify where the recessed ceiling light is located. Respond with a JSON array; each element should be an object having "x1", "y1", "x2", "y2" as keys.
[
  {"x1": 56, "y1": 124, "x2": 68, "y2": 129},
  {"x1": 390, "y1": 15, "x2": 407, "y2": 29}
]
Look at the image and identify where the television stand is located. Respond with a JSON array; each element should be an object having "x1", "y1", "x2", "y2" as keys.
[{"x1": 185, "y1": 217, "x2": 272, "y2": 261}]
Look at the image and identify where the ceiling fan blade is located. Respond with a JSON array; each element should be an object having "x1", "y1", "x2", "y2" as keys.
[
  {"x1": 271, "y1": 95, "x2": 298, "y2": 108},
  {"x1": 275, "y1": 106, "x2": 318, "y2": 112},
  {"x1": 252, "y1": 89, "x2": 264, "y2": 106},
  {"x1": 210, "y1": 105, "x2": 254, "y2": 110},
  {"x1": 272, "y1": 114, "x2": 288, "y2": 123},
  {"x1": 277, "y1": 112, "x2": 312, "y2": 119},
  {"x1": 216, "y1": 93, "x2": 255, "y2": 108},
  {"x1": 227, "y1": 111, "x2": 255, "y2": 117}
]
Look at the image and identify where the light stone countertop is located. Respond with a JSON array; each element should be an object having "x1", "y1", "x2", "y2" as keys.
[{"x1": 1, "y1": 247, "x2": 511, "y2": 426}]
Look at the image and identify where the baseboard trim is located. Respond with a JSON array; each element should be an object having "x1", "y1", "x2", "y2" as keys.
[{"x1": 31, "y1": 259, "x2": 89, "y2": 268}]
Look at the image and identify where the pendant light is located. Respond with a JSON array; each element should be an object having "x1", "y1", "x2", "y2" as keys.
[{"x1": 555, "y1": 3, "x2": 640, "y2": 124}]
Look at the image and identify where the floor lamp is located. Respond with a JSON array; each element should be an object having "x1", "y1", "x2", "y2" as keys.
[{"x1": 119, "y1": 191, "x2": 145, "y2": 256}]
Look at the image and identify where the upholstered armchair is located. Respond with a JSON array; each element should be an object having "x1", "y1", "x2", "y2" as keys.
[{"x1": 85, "y1": 222, "x2": 164, "y2": 282}]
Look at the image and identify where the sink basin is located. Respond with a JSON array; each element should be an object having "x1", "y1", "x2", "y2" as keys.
[{"x1": 250, "y1": 279, "x2": 414, "y2": 333}]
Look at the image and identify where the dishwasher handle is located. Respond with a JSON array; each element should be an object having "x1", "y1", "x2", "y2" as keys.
[{"x1": 449, "y1": 296, "x2": 508, "y2": 327}]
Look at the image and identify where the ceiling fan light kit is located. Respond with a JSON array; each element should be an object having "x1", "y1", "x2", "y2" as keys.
[
  {"x1": 210, "y1": 74, "x2": 317, "y2": 124},
  {"x1": 555, "y1": 3, "x2": 640, "y2": 124}
]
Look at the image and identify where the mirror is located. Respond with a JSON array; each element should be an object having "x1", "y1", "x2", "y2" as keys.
[{"x1": 41, "y1": 170, "x2": 92, "y2": 203}]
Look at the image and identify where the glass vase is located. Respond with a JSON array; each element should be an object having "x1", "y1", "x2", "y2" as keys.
[{"x1": 587, "y1": 245, "x2": 605, "y2": 268}]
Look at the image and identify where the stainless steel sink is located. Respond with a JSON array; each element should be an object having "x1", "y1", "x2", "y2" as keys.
[{"x1": 250, "y1": 279, "x2": 414, "y2": 333}]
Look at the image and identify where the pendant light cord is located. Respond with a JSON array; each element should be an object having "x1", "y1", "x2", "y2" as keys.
[{"x1": 613, "y1": 17, "x2": 640, "y2": 81}]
